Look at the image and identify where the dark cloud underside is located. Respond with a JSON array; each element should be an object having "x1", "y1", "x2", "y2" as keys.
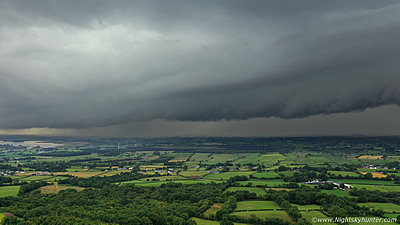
[{"x1": 0, "y1": 0, "x2": 399, "y2": 132}]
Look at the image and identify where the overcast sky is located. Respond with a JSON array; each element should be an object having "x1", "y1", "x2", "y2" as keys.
[{"x1": 1, "y1": 0, "x2": 400, "y2": 137}]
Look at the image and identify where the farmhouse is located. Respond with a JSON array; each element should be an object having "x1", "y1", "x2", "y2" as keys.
[
  {"x1": 325, "y1": 181, "x2": 341, "y2": 187},
  {"x1": 35, "y1": 171, "x2": 49, "y2": 176},
  {"x1": 0, "y1": 171, "x2": 9, "y2": 176},
  {"x1": 305, "y1": 179, "x2": 322, "y2": 184},
  {"x1": 344, "y1": 184, "x2": 353, "y2": 189}
]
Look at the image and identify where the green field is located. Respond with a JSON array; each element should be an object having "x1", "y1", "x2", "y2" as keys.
[
  {"x1": 379, "y1": 185, "x2": 400, "y2": 192},
  {"x1": 236, "y1": 201, "x2": 281, "y2": 211},
  {"x1": 359, "y1": 203, "x2": 400, "y2": 213},
  {"x1": 252, "y1": 172, "x2": 280, "y2": 179},
  {"x1": 359, "y1": 157, "x2": 387, "y2": 164},
  {"x1": 358, "y1": 159, "x2": 391, "y2": 166},
  {"x1": 41, "y1": 176, "x2": 71, "y2": 182},
  {"x1": 319, "y1": 189, "x2": 349, "y2": 197},
  {"x1": 308, "y1": 154, "x2": 334, "y2": 164},
  {"x1": 232, "y1": 211, "x2": 293, "y2": 223},
  {"x1": 301, "y1": 211, "x2": 336, "y2": 225},
  {"x1": 0, "y1": 186, "x2": 21, "y2": 197},
  {"x1": 349, "y1": 184, "x2": 400, "y2": 192},
  {"x1": 277, "y1": 171, "x2": 296, "y2": 177},
  {"x1": 341, "y1": 158, "x2": 361, "y2": 164},
  {"x1": 117, "y1": 180, "x2": 144, "y2": 184},
  {"x1": 331, "y1": 179, "x2": 396, "y2": 185},
  {"x1": 203, "y1": 171, "x2": 255, "y2": 180},
  {"x1": 138, "y1": 176, "x2": 188, "y2": 181},
  {"x1": 190, "y1": 218, "x2": 246, "y2": 225},
  {"x1": 190, "y1": 218, "x2": 219, "y2": 225},
  {"x1": 351, "y1": 184, "x2": 387, "y2": 192},
  {"x1": 386, "y1": 173, "x2": 400, "y2": 177},
  {"x1": 283, "y1": 153, "x2": 298, "y2": 161},
  {"x1": 295, "y1": 153, "x2": 317, "y2": 166},
  {"x1": 189, "y1": 153, "x2": 212, "y2": 162},
  {"x1": 0, "y1": 213, "x2": 4, "y2": 222},
  {"x1": 203, "y1": 154, "x2": 243, "y2": 164},
  {"x1": 243, "y1": 154, "x2": 287, "y2": 166},
  {"x1": 121, "y1": 180, "x2": 224, "y2": 186},
  {"x1": 325, "y1": 155, "x2": 348, "y2": 165},
  {"x1": 357, "y1": 168, "x2": 396, "y2": 172},
  {"x1": 389, "y1": 156, "x2": 400, "y2": 162},
  {"x1": 278, "y1": 160, "x2": 296, "y2": 166},
  {"x1": 18, "y1": 175, "x2": 56, "y2": 181},
  {"x1": 292, "y1": 204, "x2": 321, "y2": 211},
  {"x1": 87, "y1": 167, "x2": 106, "y2": 172},
  {"x1": 14, "y1": 175, "x2": 41, "y2": 181},
  {"x1": 231, "y1": 154, "x2": 260, "y2": 164},
  {"x1": 167, "y1": 153, "x2": 192, "y2": 162},
  {"x1": 179, "y1": 170, "x2": 207, "y2": 178},
  {"x1": 236, "y1": 179, "x2": 288, "y2": 187},
  {"x1": 384, "y1": 213, "x2": 400, "y2": 218},
  {"x1": 328, "y1": 171, "x2": 360, "y2": 177},
  {"x1": 9, "y1": 175, "x2": 29, "y2": 180},
  {"x1": 224, "y1": 187, "x2": 266, "y2": 196}
]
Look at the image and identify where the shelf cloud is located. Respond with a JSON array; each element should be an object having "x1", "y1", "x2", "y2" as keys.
[{"x1": 1, "y1": 0, "x2": 400, "y2": 131}]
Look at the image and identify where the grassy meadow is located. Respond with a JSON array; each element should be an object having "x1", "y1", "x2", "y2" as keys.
[
  {"x1": 232, "y1": 211, "x2": 293, "y2": 223},
  {"x1": 39, "y1": 184, "x2": 85, "y2": 194},
  {"x1": 0, "y1": 186, "x2": 20, "y2": 197},
  {"x1": 235, "y1": 201, "x2": 281, "y2": 211}
]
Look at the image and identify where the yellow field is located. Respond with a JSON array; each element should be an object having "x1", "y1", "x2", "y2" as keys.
[
  {"x1": 140, "y1": 165, "x2": 166, "y2": 169},
  {"x1": 204, "y1": 203, "x2": 223, "y2": 217},
  {"x1": 102, "y1": 170, "x2": 131, "y2": 176},
  {"x1": 12, "y1": 172, "x2": 36, "y2": 176},
  {"x1": 168, "y1": 154, "x2": 191, "y2": 162},
  {"x1": 358, "y1": 155, "x2": 383, "y2": 159},
  {"x1": 139, "y1": 155, "x2": 159, "y2": 161},
  {"x1": 53, "y1": 171, "x2": 105, "y2": 178},
  {"x1": 40, "y1": 185, "x2": 85, "y2": 194},
  {"x1": 360, "y1": 172, "x2": 387, "y2": 178}
]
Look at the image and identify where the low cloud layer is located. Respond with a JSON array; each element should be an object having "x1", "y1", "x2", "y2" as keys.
[{"x1": 1, "y1": 1, "x2": 400, "y2": 130}]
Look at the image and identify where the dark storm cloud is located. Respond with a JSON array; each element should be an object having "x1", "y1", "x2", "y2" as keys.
[{"x1": 0, "y1": 0, "x2": 400, "y2": 129}]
